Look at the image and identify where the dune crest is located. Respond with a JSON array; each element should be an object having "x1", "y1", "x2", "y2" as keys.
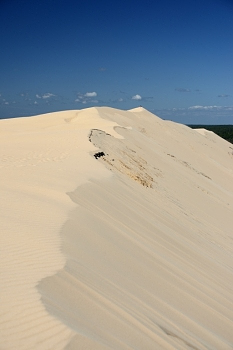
[{"x1": 1, "y1": 107, "x2": 233, "y2": 349}]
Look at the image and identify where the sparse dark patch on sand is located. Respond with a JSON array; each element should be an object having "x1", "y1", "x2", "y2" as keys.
[
  {"x1": 94, "y1": 151, "x2": 105, "y2": 159},
  {"x1": 158, "y1": 325, "x2": 201, "y2": 350},
  {"x1": 89, "y1": 128, "x2": 155, "y2": 188},
  {"x1": 167, "y1": 153, "x2": 212, "y2": 180}
]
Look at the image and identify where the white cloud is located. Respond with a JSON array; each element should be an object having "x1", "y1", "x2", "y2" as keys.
[
  {"x1": 76, "y1": 92, "x2": 98, "y2": 103},
  {"x1": 132, "y1": 94, "x2": 142, "y2": 100},
  {"x1": 36, "y1": 93, "x2": 55, "y2": 99},
  {"x1": 84, "y1": 92, "x2": 97, "y2": 97},
  {"x1": 34, "y1": 101, "x2": 38, "y2": 105},
  {"x1": 188, "y1": 105, "x2": 204, "y2": 110},
  {"x1": 188, "y1": 105, "x2": 221, "y2": 110},
  {"x1": 42, "y1": 93, "x2": 55, "y2": 99},
  {"x1": 118, "y1": 98, "x2": 123, "y2": 102},
  {"x1": 5, "y1": 102, "x2": 9, "y2": 105}
]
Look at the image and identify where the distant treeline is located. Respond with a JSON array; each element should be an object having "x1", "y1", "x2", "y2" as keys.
[{"x1": 188, "y1": 125, "x2": 233, "y2": 144}]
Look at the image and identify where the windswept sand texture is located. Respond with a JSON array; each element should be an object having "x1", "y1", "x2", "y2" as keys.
[{"x1": 1, "y1": 107, "x2": 233, "y2": 349}]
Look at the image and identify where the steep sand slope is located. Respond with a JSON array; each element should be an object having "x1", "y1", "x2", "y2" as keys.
[{"x1": 1, "y1": 107, "x2": 233, "y2": 349}]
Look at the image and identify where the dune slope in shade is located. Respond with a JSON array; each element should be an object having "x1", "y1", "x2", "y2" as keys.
[{"x1": 1, "y1": 107, "x2": 233, "y2": 349}]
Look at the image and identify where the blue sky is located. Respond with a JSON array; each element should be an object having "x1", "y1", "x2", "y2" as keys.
[{"x1": 0, "y1": 0, "x2": 233, "y2": 124}]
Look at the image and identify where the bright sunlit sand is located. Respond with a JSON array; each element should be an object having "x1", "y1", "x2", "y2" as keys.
[{"x1": 1, "y1": 107, "x2": 233, "y2": 349}]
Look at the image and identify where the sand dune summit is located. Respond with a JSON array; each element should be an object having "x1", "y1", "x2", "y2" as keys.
[{"x1": 0, "y1": 107, "x2": 233, "y2": 349}]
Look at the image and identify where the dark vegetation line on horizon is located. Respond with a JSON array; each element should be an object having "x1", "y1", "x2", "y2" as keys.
[{"x1": 188, "y1": 125, "x2": 233, "y2": 144}]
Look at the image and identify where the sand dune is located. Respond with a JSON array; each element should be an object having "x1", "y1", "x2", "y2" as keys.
[{"x1": 0, "y1": 107, "x2": 233, "y2": 349}]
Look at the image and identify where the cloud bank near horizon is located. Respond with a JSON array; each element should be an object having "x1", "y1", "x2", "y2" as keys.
[
  {"x1": 153, "y1": 105, "x2": 233, "y2": 124},
  {"x1": 1, "y1": 90, "x2": 233, "y2": 124}
]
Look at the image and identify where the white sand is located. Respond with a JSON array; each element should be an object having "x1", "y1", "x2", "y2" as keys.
[{"x1": 0, "y1": 107, "x2": 233, "y2": 349}]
